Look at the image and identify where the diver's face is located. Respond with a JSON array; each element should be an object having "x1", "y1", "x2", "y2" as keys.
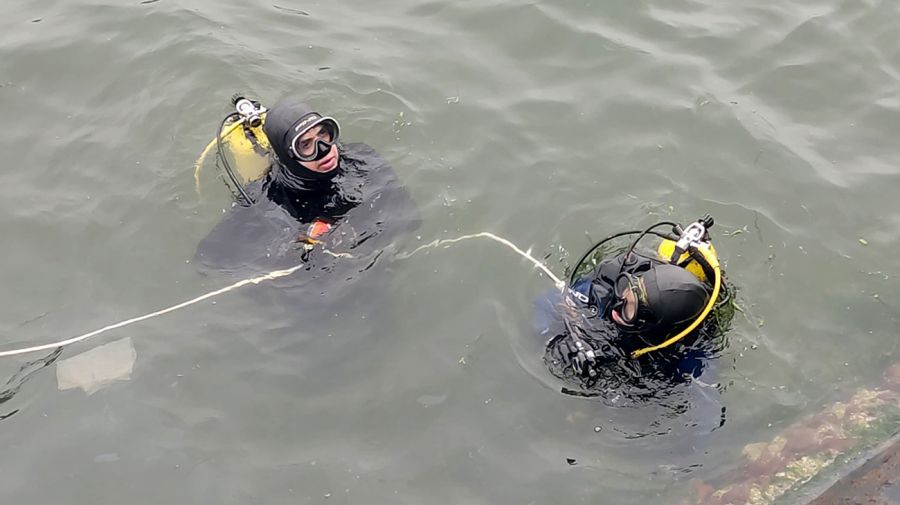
[{"x1": 297, "y1": 125, "x2": 339, "y2": 173}]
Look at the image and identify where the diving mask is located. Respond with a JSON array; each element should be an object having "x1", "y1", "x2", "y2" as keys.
[
  {"x1": 288, "y1": 114, "x2": 341, "y2": 162},
  {"x1": 611, "y1": 272, "x2": 641, "y2": 326}
]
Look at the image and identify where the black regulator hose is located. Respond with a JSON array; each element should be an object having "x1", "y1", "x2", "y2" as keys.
[
  {"x1": 216, "y1": 113, "x2": 255, "y2": 206},
  {"x1": 615, "y1": 220, "x2": 681, "y2": 278},
  {"x1": 622, "y1": 221, "x2": 680, "y2": 259},
  {"x1": 568, "y1": 226, "x2": 679, "y2": 285}
]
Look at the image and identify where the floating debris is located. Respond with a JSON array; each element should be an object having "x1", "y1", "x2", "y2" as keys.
[
  {"x1": 57, "y1": 337, "x2": 136, "y2": 395},
  {"x1": 273, "y1": 4, "x2": 309, "y2": 15},
  {"x1": 416, "y1": 393, "x2": 447, "y2": 408}
]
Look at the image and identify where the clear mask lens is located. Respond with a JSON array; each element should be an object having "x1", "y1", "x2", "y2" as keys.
[
  {"x1": 291, "y1": 120, "x2": 338, "y2": 162},
  {"x1": 613, "y1": 273, "x2": 639, "y2": 324}
]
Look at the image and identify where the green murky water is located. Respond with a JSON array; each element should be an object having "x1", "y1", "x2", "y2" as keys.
[{"x1": 1, "y1": 1, "x2": 898, "y2": 503}]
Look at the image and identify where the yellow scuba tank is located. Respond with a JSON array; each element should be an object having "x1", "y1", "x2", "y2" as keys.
[
  {"x1": 222, "y1": 120, "x2": 271, "y2": 182},
  {"x1": 632, "y1": 217, "x2": 722, "y2": 358},
  {"x1": 192, "y1": 97, "x2": 273, "y2": 196},
  {"x1": 657, "y1": 239, "x2": 718, "y2": 283}
]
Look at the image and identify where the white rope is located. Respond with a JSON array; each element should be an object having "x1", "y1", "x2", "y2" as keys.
[
  {"x1": 0, "y1": 264, "x2": 305, "y2": 358},
  {"x1": 0, "y1": 232, "x2": 562, "y2": 358},
  {"x1": 400, "y1": 232, "x2": 565, "y2": 290}
]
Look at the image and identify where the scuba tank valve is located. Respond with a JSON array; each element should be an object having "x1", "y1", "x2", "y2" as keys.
[
  {"x1": 233, "y1": 95, "x2": 264, "y2": 128},
  {"x1": 194, "y1": 95, "x2": 272, "y2": 202},
  {"x1": 668, "y1": 214, "x2": 713, "y2": 264}
]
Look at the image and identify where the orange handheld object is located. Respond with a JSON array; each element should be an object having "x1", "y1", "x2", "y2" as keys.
[
  {"x1": 299, "y1": 219, "x2": 333, "y2": 245},
  {"x1": 308, "y1": 220, "x2": 332, "y2": 239}
]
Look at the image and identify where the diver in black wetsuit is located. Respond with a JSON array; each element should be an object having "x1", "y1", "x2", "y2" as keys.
[
  {"x1": 194, "y1": 98, "x2": 419, "y2": 273},
  {"x1": 536, "y1": 217, "x2": 727, "y2": 395}
]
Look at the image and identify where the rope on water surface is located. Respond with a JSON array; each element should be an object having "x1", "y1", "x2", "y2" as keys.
[
  {"x1": 0, "y1": 233, "x2": 560, "y2": 358},
  {"x1": 0, "y1": 264, "x2": 306, "y2": 358},
  {"x1": 400, "y1": 232, "x2": 565, "y2": 290}
]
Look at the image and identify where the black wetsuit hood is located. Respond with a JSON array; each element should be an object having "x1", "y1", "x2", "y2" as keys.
[
  {"x1": 263, "y1": 98, "x2": 340, "y2": 185},
  {"x1": 620, "y1": 263, "x2": 710, "y2": 339}
]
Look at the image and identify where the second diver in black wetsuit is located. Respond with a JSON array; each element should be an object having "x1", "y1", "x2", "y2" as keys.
[{"x1": 535, "y1": 216, "x2": 730, "y2": 399}]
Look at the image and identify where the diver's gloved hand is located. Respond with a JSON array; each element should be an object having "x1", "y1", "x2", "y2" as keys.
[
  {"x1": 563, "y1": 337, "x2": 599, "y2": 378},
  {"x1": 563, "y1": 336, "x2": 617, "y2": 378}
]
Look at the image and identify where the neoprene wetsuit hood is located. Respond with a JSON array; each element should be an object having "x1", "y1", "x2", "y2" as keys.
[
  {"x1": 616, "y1": 263, "x2": 710, "y2": 339},
  {"x1": 264, "y1": 98, "x2": 341, "y2": 182}
]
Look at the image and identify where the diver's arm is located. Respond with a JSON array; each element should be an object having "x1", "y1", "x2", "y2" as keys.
[
  {"x1": 371, "y1": 146, "x2": 421, "y2": 237},
  {"x1": 193, "y1": 200, "x2": 301, "y2": 273},
  {"x1": 334, "y1": 143, "x2": 421, "y2": 253}
]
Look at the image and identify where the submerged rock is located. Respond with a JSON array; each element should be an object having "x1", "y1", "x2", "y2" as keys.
[{"x1": 692, "y1": 361, "x2": 900, "y2": 505}]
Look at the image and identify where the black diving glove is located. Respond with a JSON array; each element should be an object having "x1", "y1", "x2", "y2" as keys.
[
  {"x1": 562, "y1": 337, "x2": 597, "y2": 378},
  {"x1": 564, "y1": 335, "x2": 617, "y2": 379}
]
